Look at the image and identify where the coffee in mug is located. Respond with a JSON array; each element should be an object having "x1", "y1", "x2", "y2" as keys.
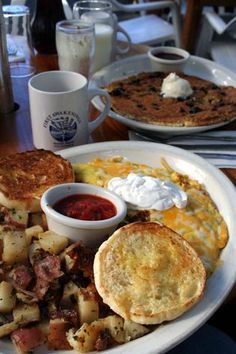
[{"x1": 28, "y1": 70, "x2": 110, "y2": 151}]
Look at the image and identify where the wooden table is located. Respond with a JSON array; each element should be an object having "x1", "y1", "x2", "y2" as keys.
[
  {"x1": 182, "y1": 0, "x2": 236, "y2": 53},
  {"x1": 1, "y1": 47, "x2": 236, "y2": 183},
  {"x1": 0, "y1": 46, "x2": 236, "y2": 340}
]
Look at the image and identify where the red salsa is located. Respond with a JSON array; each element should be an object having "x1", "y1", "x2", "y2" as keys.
[{"x1": 53, "y1": 194, "x2": 117, "y2": 221}]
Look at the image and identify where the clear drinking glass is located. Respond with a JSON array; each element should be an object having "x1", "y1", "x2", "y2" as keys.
[
  {"x1": 3, "y1": 5, "x2": 35, "y2": 78},
  {"x1": 56, "y1": 19, "x2": 95, "y2": 79},
  {"x1": 73, "y1": 0, "x2": 115, "y2": 73}
]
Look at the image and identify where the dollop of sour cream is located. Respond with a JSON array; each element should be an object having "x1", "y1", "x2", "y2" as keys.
[
  {"x1": 161, "y1": 72, "x2": 193, "y2": 99},
  {"x1": 107, "y1": 173, "x2": 188, "y2": 211}
]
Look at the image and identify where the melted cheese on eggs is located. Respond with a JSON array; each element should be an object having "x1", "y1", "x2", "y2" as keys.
[{"x1": 73, "y1": 157, "x2": 228, "y2": 275}]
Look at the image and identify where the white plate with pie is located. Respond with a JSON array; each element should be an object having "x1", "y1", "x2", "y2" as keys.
[{"x1": 90, "y1": 54, "x2": 236, "y2": 136}]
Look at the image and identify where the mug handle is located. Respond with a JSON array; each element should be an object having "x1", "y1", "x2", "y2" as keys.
[
  {"x1": 88, "y1": 88, "x2": 111, "y2": 133},
  {"x1": 116, "y1": 25, "x2": 132, "y2": 54},
  {"x1": 112, "y1": 14, "x2": 132, "y2": 55}
]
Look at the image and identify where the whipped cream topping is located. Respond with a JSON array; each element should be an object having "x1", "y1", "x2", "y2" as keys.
[
  {"x1": 107, "y1": 173, "x2": 188, "y2": 211},
  {"x1": 161, "y1": 72, "x2": 193, "y2": 99}
]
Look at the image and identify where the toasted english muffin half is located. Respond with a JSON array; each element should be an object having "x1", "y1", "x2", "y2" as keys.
[
  {"x1": 0, "y1": 149, "x2": 74, "y2": 212},
  {"x1": 94, "y1": 222, "x2": 206, "y2": 325}
]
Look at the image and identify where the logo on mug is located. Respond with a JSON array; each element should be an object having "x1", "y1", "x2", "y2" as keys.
[{"x1": 44, "y1": 111, "x2": 81, "y2": 144}]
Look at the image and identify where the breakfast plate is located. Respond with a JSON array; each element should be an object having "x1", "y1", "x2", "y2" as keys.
[
  {"x1": 61, "y1": 141, "x2": 236, "y2": 353},
  {"x1": 1, "y1": 141, "x2": 236, "y2": 354},
  {"x1": 90, "y1": 54, "x2": 236, "y2": 136}
]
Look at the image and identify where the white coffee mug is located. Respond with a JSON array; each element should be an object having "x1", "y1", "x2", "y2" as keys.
[{"x1": 28, "y1": 70, "x2": 110, "y2": 151}]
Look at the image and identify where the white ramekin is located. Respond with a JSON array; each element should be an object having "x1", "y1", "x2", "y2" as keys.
[
  {"x1": 148, "y1": 46, "x2": 190, "y2": 73},
  {"x1": 40, "y1": 183, "x2": 127, "y2": 247}
]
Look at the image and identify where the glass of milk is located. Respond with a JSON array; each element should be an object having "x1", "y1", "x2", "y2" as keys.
[
  {"x1": 73, "y1": 0, "x2": 114, "y2": 73},
  {"x1": 56, "y1": 20, "x2": 96, "y2": 78}
]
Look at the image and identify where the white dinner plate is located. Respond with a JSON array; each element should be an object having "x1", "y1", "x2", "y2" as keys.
[
  {"x1": 59, "y1": 141, "x2": 236, "y2": 353},
  {"x1": 1, "y1": 141, "x2": 236, "y2": 354},
  {"x1": 90, "y1": 54, "x2": 236, "y2": 136}
]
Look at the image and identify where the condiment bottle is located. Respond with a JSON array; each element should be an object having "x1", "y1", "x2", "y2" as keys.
[
  {"x1": 0, "y1": 0, "x2": 14, "y2": 114},
  {"x1": 31, "y1": 0, "x2": 66, "y2": 54}
]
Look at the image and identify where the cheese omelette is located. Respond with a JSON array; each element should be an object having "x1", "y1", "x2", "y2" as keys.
[{"x1": 73, "y1": 157, "x2": 228, "y2": 275}]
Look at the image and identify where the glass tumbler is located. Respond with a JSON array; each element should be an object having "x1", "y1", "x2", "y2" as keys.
[
  {"x1": 3, "y1": 4, "x2": 35, "y2": 78},
  {"x1": 73, "y1": 0, "x2": 115, "y2": 73},
  {"x1": 56, "y1": 19, "x2": 95, "y2": 79}
]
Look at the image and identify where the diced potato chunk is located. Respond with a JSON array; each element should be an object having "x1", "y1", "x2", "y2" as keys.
[
  {"x1": 67, "y1": 315, "x2": 125, "y2": 353},
  {"x1": 15, "y1": 291, "x2": 38, "y2": 304},
  {"x1": 25, "y1": 225, "x2": 44, "y2": 245},
  {"x1": 47, "y1": 301, "x2": 57, "y2": 317},
  {"x1": 0, "y1": 321, "x2": 18, "y2": 338},
  {"x1": 64, "y1": 254, "x2": 75, "y2": 272},
  {"x1": 61, "y1": 282, "x2": 79, "y2": 306},
  {"x1": 38, "y1": 231, "x2": 69, "y2": 254},
  {"x1": 2, "y1": 231, "x2": 28, "y2": 265},
  {"x1": 124, "y1": 319, "x2": 149, "y2": 341},
  {"x1": 0, "y1": 281, "x2": 16, "y2": 313},
  {"x1": 67, "y1": 322, "x2": 102, "y2": 353},
  {"x1": 77, "y1": 288, "x2": 99, "y2": 325},
  {"x1": 103, "y1": 315, "x2": 125, "y2": 343},
  {"x1": 8, "y1": 208, "x2": 29, "y2": 227},
  {"x1": 13, "y1": 303, "x2": 40, "y2": 325}
]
